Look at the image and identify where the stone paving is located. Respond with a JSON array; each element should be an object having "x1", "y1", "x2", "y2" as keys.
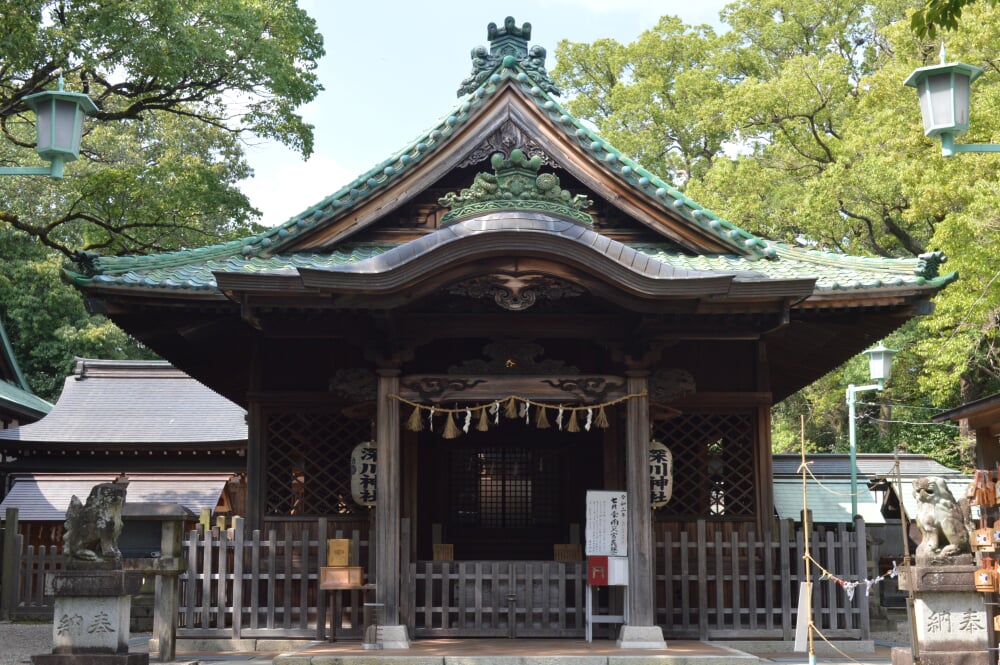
[{"x1": 0, "y1": 622, "x2": 906, "y2": 665}]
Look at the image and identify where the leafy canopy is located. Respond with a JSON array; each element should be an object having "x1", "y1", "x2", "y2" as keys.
[
  {"x1": 0, "y1": 0, "x2": 324, "y2": 257},
  {"x1": 0, "y1": 0, "x2": 324, "y2": 398},
  {"x1": 553, "y1": 0, "x2": 1000, "y2": 466}
]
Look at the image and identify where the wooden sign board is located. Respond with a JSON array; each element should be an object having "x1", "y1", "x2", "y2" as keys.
[
  {"x1": 585, "y1": 490, "x2": 628, "y2": 556},
  {"x1": 327, "y1": 539, "x2": 351, "y2": 566}
]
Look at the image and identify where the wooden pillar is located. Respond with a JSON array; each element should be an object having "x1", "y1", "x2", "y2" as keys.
[
  {"x1": 1, "y1": 508, "x2": 18, "y2": 620},
  {"x1": 375, "y1": 369, "x2": 410, "y2": 646},
  {"x1": 619, "y1": 371, "x2": 666, "y2": 648},
  {"x1": 151, "y1": 517, "x2": 184, "y2": 662},
  {"x1": 625, "y1": 371, "x2": 654, "y2": 625},
  {"x1": 755, "y1": 341, "x2": 775, "y2": 534},
  {"x1": 245, "y1": 340, "x2": 263, "y2": 531},
  {"x1": 245, "y1": 401, "x2": 263, "y2": 531}
]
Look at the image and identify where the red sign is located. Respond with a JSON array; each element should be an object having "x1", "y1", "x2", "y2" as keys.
[{"x1": 588, "y1": 556, "x2": 609, "y2": 586}]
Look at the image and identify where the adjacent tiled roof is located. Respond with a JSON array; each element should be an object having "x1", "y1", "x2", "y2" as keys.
[
  {"x1": 771, "y1": 453, "x2": 969, "y2": 523},
  {"x1": 63, "y1": 17, "x2": 957, "y2": 300},
  {"x1": 772, "y1": 453, "x2": 966, "y2": 479},
  {"x1": 0, "y1": 359, "x2": 246, "y2": 444},
  {"x1": 773, "y1": 477, "x2": 885, "y2": 524},
  {"x1": 0, "y1": 473, "x2": 232, "y2": 521}
]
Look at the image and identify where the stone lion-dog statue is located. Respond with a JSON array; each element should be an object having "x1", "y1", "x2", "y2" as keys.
[
  {"x1": 912, "y1": 476, "x2": 973, "y2": 565},
  {"x1": 63, "y1": 482, "x2": 127, "y2": 563}
]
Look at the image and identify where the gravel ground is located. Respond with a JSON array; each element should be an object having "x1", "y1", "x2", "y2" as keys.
[{"x1": 0, "y1": 623, "x2": 150, "y2": 665}]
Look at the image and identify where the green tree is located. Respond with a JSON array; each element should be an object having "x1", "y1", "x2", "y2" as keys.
[
  {"x1": 911, "y1": 0, "x2": 999, "y2": 37},
  {"x1": 553, "y1": 16, "x2": 732, "y2": 184},
  {"x1": 0, "y1": 0, "x2": 324, "y2": 397},
  {"x1": 553, "y1": 0, "x2": 1000, "y2": 468},
  {"x1": 0, "y1": 229, "x2": 151, "y2": 400},
  {"x1": 1, "y1": 0, "x2": 323, "y2": 257}
]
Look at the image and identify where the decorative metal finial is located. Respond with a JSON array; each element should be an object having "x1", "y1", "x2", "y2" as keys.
[
  {"x1": 456, "y1": 17, "x2": 560, "y2": 97},
  {"x1": 939, "y1": 42, "x2": 946, "y2": 64}
]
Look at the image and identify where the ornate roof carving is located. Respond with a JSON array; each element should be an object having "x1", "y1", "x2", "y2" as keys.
[
  {"x1": 456, "y1": 119, "x2": 557, "y2": 169},
  {"x1": 438, "y1": 149, "x2": 592, "y2": 225},
  {"x1": 458, "y1": 17, "x2": 559, "y2": 97},
  {"x1": 446, "y1": 274, "x2": 585, "y2": 311}
]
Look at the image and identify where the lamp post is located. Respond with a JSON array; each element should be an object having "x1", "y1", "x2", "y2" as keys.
[
  {"x1": 847, "y1": 343, "x2": 897, "y2": 518},
  {"x1": 905, "y1": 47, "x2": 1000, "y2": 157},
  {"x1": 0, "y1": 78, "x2": 97, "y2": 179}
]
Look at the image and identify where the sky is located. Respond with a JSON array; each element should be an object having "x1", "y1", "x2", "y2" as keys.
[{"x1": 239, "y1": 1, "x2": 731, "y2": 227}]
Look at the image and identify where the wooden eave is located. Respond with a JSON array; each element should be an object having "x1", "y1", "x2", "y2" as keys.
[
  {"x1": 0, "y1": 439, "x2": 245, "y2": 454},
  {"x1": 934, "y1": 394, "x2": 1000, "y2": 430},
  {"x1": 280, "y1": 83, "x2": 737, "y2": 256},
  {"x1": 210, "y1": 214, "x2": 820, "y2": 317}
]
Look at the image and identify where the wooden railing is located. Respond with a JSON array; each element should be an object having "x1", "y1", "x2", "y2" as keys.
[
  {"x1": 656, "y1": 517, "x2": 869, "y2": 640},
  {"x1": 176, "y1": 517, "x2": 370, "y2": 640},
  {"x1": 6, "y1": 535, "x2": 61, "y2": 620},
  {"x1": 2, "y1": 515, "x2": 869, "y2": 642},
  {"x1": 405, "y1": 560, "x2": 587, "y2": 637}
]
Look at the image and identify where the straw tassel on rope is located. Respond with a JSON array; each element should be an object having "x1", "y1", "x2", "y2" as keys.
[
  {"x1": 503, "y1": 396, "x2": 518, "y2": 419},
  {"x1": 566, "y1": 409, "x2": 580, "y2": 433},
  {"x1": 595, "y1": 405, "x2": 609, "y2": 429},
  {"x1": 441, "y1": 411, "x2": 460, "y2": 439},
  {"x1": 386, "y1": 391, "x2": 647, "y2": 439},
  {"x1": 536, "y1": 405, "x2": 550, "y2": 429},
  {"x1": 406, "y1": 406, "x2": 424, "y2": 432},
  {"x1": 476, "y1": 407, "x2": 490, "y2": 432}
]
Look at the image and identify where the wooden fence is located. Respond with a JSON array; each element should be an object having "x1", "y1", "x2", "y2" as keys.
[
  {"x1": 2, "y1": 516, "x2": 870, "y2": 642},
  {"x1": 405, "y1": 560, "x2": 588, "y2": 637},
  {"x1": 175, "y1": 518, "x2": 371, "y2": 640},
  {"x1": 655, "y1": 517, "x2": 869, "y2": 640}
]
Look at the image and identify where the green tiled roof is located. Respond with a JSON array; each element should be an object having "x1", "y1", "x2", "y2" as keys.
[
  {"x1": 0, "y1": 379, "x2": 52, "y2": 418},
  {"x1": 69, "y1": 243, "x2": 395, "y2": 292},
  {"x1": 66, "y1": 239, "x2": 953, "y2": 294},
  {"x1": 64, "y1": 17, "x2": 956, "y2": 299},
  {"x1": 633, "y1": 245, "x2": 955, "y2": 291},
  {"x1": 0, "y1": 319, "x2": 51, "y2": 418}
]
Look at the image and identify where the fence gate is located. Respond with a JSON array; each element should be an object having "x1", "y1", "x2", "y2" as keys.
[{"x1": 405, "y1": 560, "x2": 588, "y2": 638}]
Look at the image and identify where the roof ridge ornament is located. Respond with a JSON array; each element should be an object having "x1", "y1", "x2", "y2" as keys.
[
  {"x1": 457, "y1": 16, "x2": 560, "y2": 97},
  {"x1": 438, "y1": 149, "x2": 593, "y2": 225}
]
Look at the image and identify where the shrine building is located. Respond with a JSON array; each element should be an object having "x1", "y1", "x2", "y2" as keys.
[{"x1": 64, "y1": 17, "x2": 954, "y2": 647}]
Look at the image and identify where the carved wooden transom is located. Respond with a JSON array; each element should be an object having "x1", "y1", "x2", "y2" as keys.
[
  {"x1": 448, "y1": 341, "x2": 580, "y2": 375},
  {"x1": 457, "y1": 119, "x2": 559, "y2": 169},
  {"x1": 446, "y1": 274, "x2": 585, "y2": 311}
]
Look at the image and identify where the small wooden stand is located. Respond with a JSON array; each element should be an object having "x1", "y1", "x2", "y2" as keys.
[{"x1": 320, "y1": 567, "x2": 373, "y2": 642}]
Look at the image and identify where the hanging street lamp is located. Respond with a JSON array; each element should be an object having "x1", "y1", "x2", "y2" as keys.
[
  {"x1": 847, "y1": 344, "x2": 898, "y2": 518},
  {"x1": 0, "y1": 78, "x2": 98, "y2": 179},
  {"x1": 905, "y1": 47, "x2": 999, "y2": 157}
]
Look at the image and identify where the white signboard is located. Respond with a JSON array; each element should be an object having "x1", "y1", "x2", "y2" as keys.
[{"x1": 585, "y1": 490, "x2": 628, "y2": 556}]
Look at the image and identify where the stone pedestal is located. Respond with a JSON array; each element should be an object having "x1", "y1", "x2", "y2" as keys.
[
  {"x1": 379, "y1": 625, "x2": 411, "y2": 649},
  {"x1": 616, "y1": 625, "x2": 667, "y2": 649},
  {"x1": 893, "y1": 564, "x2": 989, "y2": 665},
  {"x1": 32, "y1": 568, "x2": 148, "y2": 665}
]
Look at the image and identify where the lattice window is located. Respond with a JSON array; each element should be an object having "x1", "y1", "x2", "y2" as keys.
[
  {"x1": 450, "y1": 446, "x2": 557, "y2": 528},
  {"x1": 264, "y1": 410, "x2": 370, "y2": 517},
  {"x1": 652, "y1": 413, "x2": 756, "y2": 519}
]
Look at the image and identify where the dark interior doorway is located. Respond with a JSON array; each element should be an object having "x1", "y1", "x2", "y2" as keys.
[{"x1": 417, "y1": 417, "x2": 603, "y2": 560}]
